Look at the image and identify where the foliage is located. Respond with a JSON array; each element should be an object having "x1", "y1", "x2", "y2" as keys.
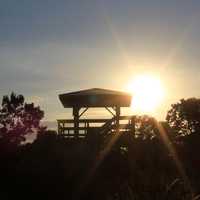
[
  {"x1": 0, "y1": 123, "x2": 199, "y2": 199},
  {"x1": 0, "y1": 92, "x2": 45, "y2": 150},
  {"x1": 166, "y1": 98, "x2": 200, "y2": 137},
  {"x1": 1, "y1": 128, "x2": 198, "y2": 200},
  {"x1": 135, "y1": 115, "x2": 158, "y2": 139}
]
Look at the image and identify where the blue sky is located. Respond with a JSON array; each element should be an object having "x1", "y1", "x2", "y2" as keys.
[{"x1": 0, "y1": 0, "x2": 200, "y2": 121}]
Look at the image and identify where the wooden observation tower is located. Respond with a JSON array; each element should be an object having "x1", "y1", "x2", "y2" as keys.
[{"x1": 57, "y1": 88, "x2": 135, "y2": 139}]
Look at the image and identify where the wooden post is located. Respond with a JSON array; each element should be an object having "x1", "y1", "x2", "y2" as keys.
[
  {"x1": 115, "y1": 106, "x2": 120, "y2": 134},
  {"x1": 57, "y1": 121, "x2": 61, "y2": 135},
  {"x1": 73, "y1": 106, "x2": 80, "y2": 138},
  {"x1": 131, "y1": 116, "x2": 135, "y2": 137}
]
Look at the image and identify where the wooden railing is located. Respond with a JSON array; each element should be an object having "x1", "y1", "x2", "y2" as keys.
[{"x1": 57, "y1": 116, "x2": 135, "y2": 138}]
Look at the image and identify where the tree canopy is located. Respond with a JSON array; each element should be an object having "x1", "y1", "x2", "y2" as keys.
[
  {"x1": 0, "y1": 92, "x2": 45, "y2": 151},
  {"x1": 166, "y1": 98, "x2": 200, "y2": 137}
]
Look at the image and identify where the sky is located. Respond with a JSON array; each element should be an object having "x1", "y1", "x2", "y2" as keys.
[{"x1": 0, "y1": 0, "x2": 200, "y2": 122}]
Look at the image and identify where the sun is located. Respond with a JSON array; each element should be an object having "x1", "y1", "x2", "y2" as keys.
[{"x1": 127, "y1": 74, "x2": 165, "y2": 114}]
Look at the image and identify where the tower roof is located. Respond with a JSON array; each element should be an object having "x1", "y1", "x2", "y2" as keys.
[{"x1": 59, "y1": 88, "x2": 132, "y2": 108}]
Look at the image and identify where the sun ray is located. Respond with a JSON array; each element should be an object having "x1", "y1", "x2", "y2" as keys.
[{"x1": 153, "y1": 119, "x2": 194, "y2": 195}]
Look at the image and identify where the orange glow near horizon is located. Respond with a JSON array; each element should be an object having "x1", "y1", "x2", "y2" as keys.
[{"x1": 126, "y1": 74, "x2": 165, "y2": 115}]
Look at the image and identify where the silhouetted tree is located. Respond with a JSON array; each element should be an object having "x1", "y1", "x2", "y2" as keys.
[
  {"x1": 166, "y1": 98, "x2": 200, "y2": 137},
  {"x1": 0, "y1": 92, "x2": 45, "y2": 152},
  {"x1": 135, "y1": 115, "x2": 158, "y2": 139}
]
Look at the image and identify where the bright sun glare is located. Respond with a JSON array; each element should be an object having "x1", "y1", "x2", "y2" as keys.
[{"x1": 127, "y1": 74, "x2": 165, "y2": 114}]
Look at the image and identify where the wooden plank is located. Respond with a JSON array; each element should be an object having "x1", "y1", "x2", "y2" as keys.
[
  {"x1": 57, "y1": 119, "x2": 110, "y2": 123},
  {"x1": 59, "y1": 124, "x2": 133, "y2": 131},
  {"x1": 61, "y1": 133, "x2": 87, "y2": 136},
  {"x1": 60, "y1": 127, "x2": 101, "y2": 131},
  {"x1": 57, "y1": 116, "x2": 133, "y2": 123}
]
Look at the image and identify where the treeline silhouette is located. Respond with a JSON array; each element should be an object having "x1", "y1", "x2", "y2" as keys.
[{"x1": 0, "y1": 94, "x2": 200, "y2": 200}]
